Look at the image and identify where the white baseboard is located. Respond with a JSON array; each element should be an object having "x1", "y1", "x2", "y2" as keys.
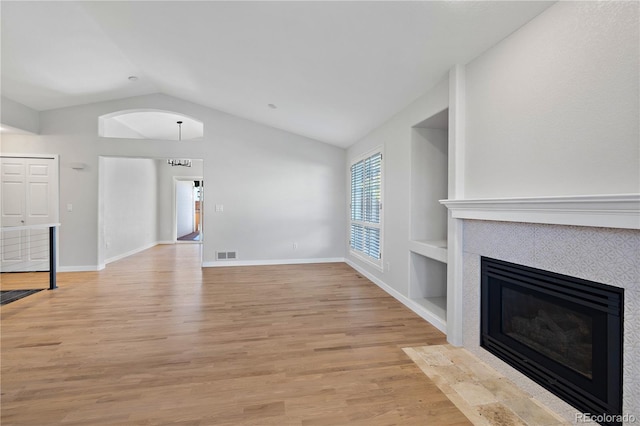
[
  {"x1": 156, "y1": 240, "x2": 175, "y2": 245},
  {"x1": 105, "y1": 242, "x2": 158, "y2": 265},
  {"x1": 58, "y1": 265, "x2": 103, "y2": 272},
  {"x1": 202, "y1": 257, "x2": 345, "y2": 268},
  {"x1": 345, "y1": 259, "x2": 447, "y2": 334}
]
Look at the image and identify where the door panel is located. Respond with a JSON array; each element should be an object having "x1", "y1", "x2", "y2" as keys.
[
  {"x1": 2, "y1": 181, "x2": 25, "y2": 225},
  {"x1": 28, "y1": 182, "x2": 50, "y2": 218},
  {"x1": 26, "y1": 159, "x2": 55, "y2": 224},
  {"x1": 28, "y1": 163, "x2": 49, "y2": 176},
  {"x1": 2, "y1": 161, "x2": 24, "y2": 176}
]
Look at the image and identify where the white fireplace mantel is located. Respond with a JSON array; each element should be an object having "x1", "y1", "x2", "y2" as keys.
[{"x1": 440, "y1": 194, "x2": 640, "y2": 230}]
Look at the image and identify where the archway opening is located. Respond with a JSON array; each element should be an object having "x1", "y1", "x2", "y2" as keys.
[{"x1": 99, "y1": 109, "x2": 203, "y2": 141}]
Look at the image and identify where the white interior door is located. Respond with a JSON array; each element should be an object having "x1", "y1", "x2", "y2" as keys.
[
  {"x1": 176, "y1": 180, "x2": 194, "y2": 239},
  {"x1": 1, "y1": 157, "x2": 58, "y2": 272}
]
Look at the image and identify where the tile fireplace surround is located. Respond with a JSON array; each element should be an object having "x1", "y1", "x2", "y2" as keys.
[{"x1": 461, "y1": 219, "x2": 639, "y2": 423}]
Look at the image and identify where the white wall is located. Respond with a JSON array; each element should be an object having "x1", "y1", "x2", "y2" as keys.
[
  {"x1": 102, "y1": 157, "x2": 158, "y2": 262},
  {"x1": 344, "y1": 1, "x2": 638, "y2": 339},
  {"x1": 346, "y1": 78, "x2": 449, "y2": 295},
  {"x1": 0, "y1": 93, "x2": 346, "y2": 270},
  {"x1": 1, "y1": 96, "x2": 39, "y2": 134},
  {"x1": 214, "y1": 127, "x2": 346, "y2": 262},
  {"x1": 410, "y1": 127, "x2": 448, "y2": 241},
  {"x1": 176, "y1": 180, "x2": 194, "y2": 238},
  {"x1": 101, "y1": 117, "x2": 145, "y2": 139},
  {"x1": 465, "y1": 1, "x2": 639, "y2": 198}
]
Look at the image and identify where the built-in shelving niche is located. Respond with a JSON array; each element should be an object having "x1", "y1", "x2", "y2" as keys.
[{"x1": 409, "y1": 108, "x2": 449, "y2": 329}]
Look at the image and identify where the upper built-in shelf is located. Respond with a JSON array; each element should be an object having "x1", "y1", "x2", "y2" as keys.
[
  {"x1": 440, "y1": 194, "x2": 640, "y2": 230},
  {"x1": 409, "y1": 239, "x2": 447, "y2": 263}
]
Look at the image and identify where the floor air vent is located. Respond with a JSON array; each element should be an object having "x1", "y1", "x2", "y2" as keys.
[{"x1": 216, "y1": 251, "x2": 237, "y2": 260}]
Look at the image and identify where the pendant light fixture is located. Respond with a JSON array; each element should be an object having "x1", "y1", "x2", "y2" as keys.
[
  {"x1": 167, "y1": 159, "x2": 192, "y2": 167},
  {"x1": 177, "y1": 120, "x2": 183, "y2": 141},
  {"x1": 167, "y1": 121, "x2": 191, "y2": 166}
]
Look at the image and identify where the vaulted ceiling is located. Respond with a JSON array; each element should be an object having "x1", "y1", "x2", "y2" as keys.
[{"x1": 1, "y1": 1, "x2": 553, "y2": 147}]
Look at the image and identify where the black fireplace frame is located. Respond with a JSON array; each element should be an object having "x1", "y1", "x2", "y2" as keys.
[{"x1": 480, "y1": 257, "x2": 623, "y2": 425}]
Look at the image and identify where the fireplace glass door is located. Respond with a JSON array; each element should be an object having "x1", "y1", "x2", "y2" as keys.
[{"x1": 502, "y1": 286, "x2": 594, "y2": 379}]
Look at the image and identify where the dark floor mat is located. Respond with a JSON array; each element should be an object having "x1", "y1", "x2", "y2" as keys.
[{"x1": 0, "y1": 289, "x2": 44, "y2": 306}]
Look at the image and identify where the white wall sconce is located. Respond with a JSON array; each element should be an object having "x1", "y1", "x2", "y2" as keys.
[{"x1": 69, "y1": 162, "x2": 86, "y2": 170}]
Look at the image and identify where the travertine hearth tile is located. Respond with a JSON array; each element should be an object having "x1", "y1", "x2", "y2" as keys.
[
  {"x1": 446, "y1": 392, "x2": 491, "y2": 426},
  {"x1": 415, "y1": 348, "x2": 454, "y2": 367},
  {"x1": 458, "y1": 361, "x2": 503, "y2": 382},
  {"x1": 502, "y1": 397, "x2": 565, "y2": 426},
  {"x1": 404, "y1": 345, "x2": 570, "y2": 426},
  {"x1": 436, "y1": 364, "x2": 476, "y2": 385},
  {"x1": 451, "y1": 382, "x2": 498, "y2": 406},
  {"x1": 477, "y1": 402, "x2": 528, "y2": 426},
  {"x1": 448, "y1": 347, "x2": 483, "y2": 366},
  {"x1": 481, "y1": 377, "x2": 529, "y2": 402}
]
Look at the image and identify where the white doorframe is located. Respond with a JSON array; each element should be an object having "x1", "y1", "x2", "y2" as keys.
[{"x1": 173, "y1": 176, "x2": 203, "y2": 243}]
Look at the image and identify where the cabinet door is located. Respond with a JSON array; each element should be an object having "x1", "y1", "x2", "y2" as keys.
[{"x1": 1, "y1": 157, "x2": 58, "y2": 272}]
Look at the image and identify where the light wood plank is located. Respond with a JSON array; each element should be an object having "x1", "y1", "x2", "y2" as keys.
[{"x1": 1, "y1": 244, "x2": 471, "y2": 425}]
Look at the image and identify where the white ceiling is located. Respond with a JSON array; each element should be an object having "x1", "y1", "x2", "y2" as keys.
[{"x1": 1, "y1": 1, "x2": 553, "y2": 148}]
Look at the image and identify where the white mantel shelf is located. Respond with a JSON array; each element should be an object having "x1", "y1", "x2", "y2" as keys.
[{"x1": 440, "y1": 194, "x2": 640, "y2": 230}]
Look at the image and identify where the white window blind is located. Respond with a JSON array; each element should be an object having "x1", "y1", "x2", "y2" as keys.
[{"x1": 350, "y1": 152, "x2": 382, "y2": 263}]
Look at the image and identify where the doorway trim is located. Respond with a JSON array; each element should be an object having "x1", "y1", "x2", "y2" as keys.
[{"x1": 173, "y1": 176, "x2": 203, "y2": 244}]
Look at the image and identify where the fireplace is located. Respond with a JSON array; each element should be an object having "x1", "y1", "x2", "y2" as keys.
[{"x1": 481, "y1": 257, "x2": 623, "y2": 425}]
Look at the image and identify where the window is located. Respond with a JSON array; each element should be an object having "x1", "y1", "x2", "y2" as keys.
[{"x1": 350, "y1": 150, "x2": 383, "y2": 267}]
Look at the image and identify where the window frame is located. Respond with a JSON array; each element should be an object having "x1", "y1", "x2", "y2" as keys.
[{"x1": 349, "y1": 147, "x2": 384, "y2": 271}]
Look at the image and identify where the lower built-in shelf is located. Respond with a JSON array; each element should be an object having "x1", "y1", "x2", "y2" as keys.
[
  {"x1": 411, "y1": 296, "x2": 447, "y2": 324},
  {"x1": 409, "y1": 239, "x2": 447, "y2": 263},
  {"x1": 408, "y1": 251, "x2": 448, "y2": 333}
]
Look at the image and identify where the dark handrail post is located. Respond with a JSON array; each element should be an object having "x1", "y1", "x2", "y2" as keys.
[{"x1": 49, "y1": 225, "x2": 57, "y2": 290}]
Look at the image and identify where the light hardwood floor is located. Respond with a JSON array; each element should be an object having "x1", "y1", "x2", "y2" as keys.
[{"x1": 1, "y1": 245, "x2": 471, "y2": 425}]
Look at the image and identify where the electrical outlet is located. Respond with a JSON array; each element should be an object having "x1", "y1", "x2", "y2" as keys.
[
  {"x1": 215, "y1": 204, "x2": 224, "y2": 212},
  {"x1": 386, "y1": 262, "x2": 391, "y2": 272},
  {"x1": 293, "y1": 242, "x2": 298, "y2": 250}
]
